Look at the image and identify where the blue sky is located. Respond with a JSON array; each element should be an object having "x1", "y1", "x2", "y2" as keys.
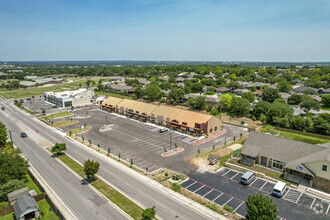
[{"x1": 0, "y1": 0, "x2": 330, "y2": 61}]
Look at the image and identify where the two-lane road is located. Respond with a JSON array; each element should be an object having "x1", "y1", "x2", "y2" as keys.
[
  {"x1": 1, "y1": 99, "x2": 223, "y2": 220},
  {"x1": 0, "y1": 101, "x2": 131, "y2": 220}
]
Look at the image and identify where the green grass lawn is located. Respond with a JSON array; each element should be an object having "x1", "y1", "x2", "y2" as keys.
[
  {"x1": 41, "y1": 111, "x2": 73, "y2": 120},
  {"x1": 94, "y1": 90, "x2": 133, "y2": 99},
  {"x1": 320, "y1": 106, "x2": 330, "y2": 111},
  {"x1": 0, "y1": 76, "x2": 107, "y2": 99},
  {"x1": 279, "y1": 131, "x2": 330, "y2": 144},
  {"x1": 0, "y1": 200, "x2": 58, "y2": 220},
  {"x1": 67, "y1": 126, "x2": 91, "y2": 135},
  {"x1": 57, "y1": 154, "x2": 143, "y2": 219},
  {"x1": 204, "y1": 91, "x2": 216, "y2": 95},
  {"x1": 53, "y1": 120, "x2": 78, "y2": 128},
  {"x1": 26, "y1": 174, "x2": 42, "y2": 194}
]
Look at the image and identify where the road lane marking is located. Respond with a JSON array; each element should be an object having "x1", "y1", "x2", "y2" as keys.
[
  {"x1": 234, "y1": 201, "x2": 245, "y2": 212},
  {"x1": 326, "y1": 203, "x2": 330, "y2": 215},
  {"x1": 283, "y1": 188, "x2": 291, "y2": 198},
  {"x1": 223, "y1": 170, "x2": 231, "y2": 176},
  {"x1": 202, "y1": 189, "x2": 213, "y2": 197},
  {"x1": 223, "y1": 197, "x2": 233, "y2": 206},
  {"x1": 259, "y1": 181, "x2": 268, "y2": 190},
  {"x1": 231, "y1": 172, "x2": 239, "y2": 179},
  {"x1": 194, "y1": 185, "x2": 204, "y2": 193},
  {"x1": 212, "y1": 193, "x2": 223, "y2": 202},
  {"x1": 186, "y1": 181, "x2": 197, "y2": 189},
  {"x1": 296, "y1": 192, "x2": 303, "y2": 203},
  {"x1": 310, "y1": 198, "x2": 316, "y2": 209}
]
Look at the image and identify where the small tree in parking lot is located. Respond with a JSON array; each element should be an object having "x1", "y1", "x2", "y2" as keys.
[
  {"x1": 82, "y1": 136, "x2": 85, "y2": 143},
  {"x1": 88, "y1": 139, "x2": 92, "y2": 146},
  {"x1": 130, "y1": 159, "x2": 133, "y2": 167},
  {"x1": 246, "y1": 193, "x2": 278, "y2": 220},
  {"x1": 107, "y1": 147, "x2": 111, "y2": 156}
]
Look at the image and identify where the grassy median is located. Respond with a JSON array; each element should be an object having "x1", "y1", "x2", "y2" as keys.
[
  {"x1": 67, "y1": 126, "x2": 91, "y2": 135},
  {"x1": 41, "y1": 111, "x2": 74, "y2": 120},
  {"x1": 57, "y1": 154, "x2": 144, "y2": 220}
]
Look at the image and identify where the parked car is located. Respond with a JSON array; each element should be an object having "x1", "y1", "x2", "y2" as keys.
[
  {"x1": 26, "y1": 98, "x2": 31, "y2": 101},
  {"x1": 240, "y1": 171, "x2": 256, "y2": 185},
  {"x1": 272, "y1": 181, "x2": 287, "y2": 198},
  {"x1": 159, "y1": 128, "x2": 168, "y2": 133},
  {"x1": 1, "y1": 106, "x2": 5, "y2": 110},
  {"x1": 208, "y1": 157, "x2": 218, "y2": 165},
  {"x1": 19, "y1": 99, "x2": 24, "y2": 103},
  {"x1": 20, "y1": 132, "x2": 27, "y2": 138}
]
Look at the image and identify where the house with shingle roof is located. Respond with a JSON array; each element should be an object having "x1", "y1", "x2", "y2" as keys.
[{"x1": 241, "y1": 132, "x2": 330, "y2": 192}]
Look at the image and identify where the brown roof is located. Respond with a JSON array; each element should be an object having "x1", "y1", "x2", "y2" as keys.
[
  {"x1": 117, "y1": 99, "x2": 139, "y2": 109},
  {"x1": 151, "y1": 105, "x2": 182, "y2": 119},
  {"x1": 103, "y1": 97, "x2": 123, "y2": 106},
  {"x1": 173, "y1": 110, "x2": 212, "y2": 127},
  {"x1": 215, "y1": 86, "x2": 230, "y2": 92},
  {"x1": 132, "y1": 102, "x2": 159, "y2": 116}
]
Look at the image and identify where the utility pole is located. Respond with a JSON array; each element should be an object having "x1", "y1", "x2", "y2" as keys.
[
  {"x1": 9, "y1": 130, "x2": 13, "y2": 146},
  {"x1": 105, "y1": 115, "x2": 108, "y2": 125}
]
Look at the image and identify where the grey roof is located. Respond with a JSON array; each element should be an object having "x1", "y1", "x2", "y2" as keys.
[
  {"x1": 241, "y1": 131, "x2": 326, "y2": 164},
  {"x1": 13, "y1": 195, "x2": 39, "y2": 218},
  {"x1": 279, "y1": 92, "x2": 291, "y2": 99},
  {"x1": 176, "y1": 77, "x2": 184, "y2": 82},
  {"x1": 321, "y1": 88, "x2": 330, "y2": 93},
  {"x1": 215, "y1": 86, "x2": 230, "y2": 93},
  {"x1": 311, "y1": 95, "x2": 322, "y2": 102},
  {"x1": 292, "y1": 86, "x2": 317, "y2": 93},
  {"x1": 19, "y1": 81, "x2": 36, "y2": 86},
  {"x1": 7, "y1": 187, "x2": 29, "y2": 202},
  {"x1": 292, "y1": 107, "x2": 306, "y2": 116},
  {"x1": 107, "y1": 84, "x2": 132, "y2": 91}
]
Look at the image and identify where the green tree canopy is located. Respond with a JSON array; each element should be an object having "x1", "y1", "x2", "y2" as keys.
[
  {"x1": 0, "y1": 179, "x2": 26, "y2": 202},
  {"x1": 277, "y1": 80, "x2": 292, "y2": 93},
  {"x1": 287, "y1": 94, "x2": 302, "y2": 105},
  {"x1": 252, "y1": 101, "x2": 271, "y2": 119},
  {"x1": 300, "y1": 95, "x2": 320, "y2": 113},
  {"x1": 219, "y1": 94, "x2": 233, "y2": 111},
  {"x1": 142, "y1": 206, "x2": 156, "y2": 220},
  {"x1": 322, "y1": 94, "x2": 330, "y2": 107},
  {"x1": 246, "y1": 193, "x2": 278, "y2": 220},
  {"x1": 190, "y1": 82, "x2": 204, "y2": 93},
  {"x1": 0, "y1": 121, "x2": 7, "y2": 148},
  {"x1": 168, "y1": 88, "x2": 184, "y2": 105},
  {"x1": 230, "y1": 97, "x2": 250, "y2": 116},
  {"x1": 242, "y1": 92, "x2": 255, "y2": 103},
  {"x1": 51, "y1": 143, "x2": 67, "y2": 155},
  {"x1": 262, "y1": 87, "x2": 280, "y2": 103},
  {"x1": 145, "y1": 84, "x2": 161, "y2": 101},
  {"x1": 210, "y1": 107, "x2": 219, "y2": 116},
  {"x1": 0, "y1": 152, "x2": 28, "y2": 185},
  {"x1": 188, "y1": 96, "x2": 207, "y2": 109},
  {"x1": 83, "y1": 159, "x2": 100, "y2": 180}
]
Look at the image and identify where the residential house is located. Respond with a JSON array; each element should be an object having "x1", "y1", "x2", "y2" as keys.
[
  {"x1": 176, "y1": 77, "x2": 184, "y2": 83},
  {"x1": 215, "y1": 86, "x2": 231, "y2": 94},
  {"x1": 13, "y1": 195, "x2": 40, "y2": 220},
  {"x1": 240, "y1": 132, "x2": 330, "y2": 192},
  {"x1": 291, "y1": 86, "x2": 318, "y2": 94}
]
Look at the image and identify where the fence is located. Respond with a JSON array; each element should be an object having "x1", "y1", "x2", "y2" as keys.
[
  {"x1": 0, "y1": 206, "x2": 14, "y2": 217},
  {"x1": 275, "y1": 127, "x2": 330, "y2": 140},
  {"x1": 27, "y1": 170, "x2": 65, "y2": 220}
]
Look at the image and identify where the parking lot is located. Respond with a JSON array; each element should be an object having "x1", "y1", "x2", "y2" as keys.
[
  {"x1": 183, "y1": 168, "x2": 330, "y2": 219},
  {"x1": 52, "y1": 108, "x2": 245, "y2": 174}
]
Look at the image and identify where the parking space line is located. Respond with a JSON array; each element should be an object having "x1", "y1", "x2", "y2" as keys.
[
  {"x1": 223, "y1": 197, "x2": 233, "y2": 206},
  {"x1": 283, "y1": 188, "x2": 291, "y2": 198},
  {"x1": 212, "y1": 193, "x2": 223, "y2": 202},
  {"x1": 231, "y1": 172, "x2": 239, "y2": 179},
  {"x1": 194, "y1": 185, "x2": 204, "y2": 193},
  {"x1": 250, "y1": 178, "x2": 258, "y2": 185},
  {"x1": 259, "y1": 181, "x2": 268, "y2": 190},
  {"x1": 296, "y1": 192, "x2": 303, "y2": 203},
  {"x1": 234, "y1": 201, "x2": 245, "y2": 212},
  {"x1": 310, "y1": 198, "x2": 316, "y2": 209},
  {"x1": 326, "y1": 204, "x2": 330, "y2": 215},
  {"x1": 186, "y1": 181, "x2": 197, "y2": 189},
  {"x1": 202, "y1": 189, "x2": 213, "y2": 197},
  {"x1": 223, "y1": 170, "x2": 231, "y2": 176}
]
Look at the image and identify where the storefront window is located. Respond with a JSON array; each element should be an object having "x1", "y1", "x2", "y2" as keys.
[{"x1": 272, "y1": 159, "x2": 284, "y2": 170}]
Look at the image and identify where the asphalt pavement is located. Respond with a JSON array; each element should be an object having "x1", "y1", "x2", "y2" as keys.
[{"x1": 1, "y1": 99, "x2": 223, "y2": 220}]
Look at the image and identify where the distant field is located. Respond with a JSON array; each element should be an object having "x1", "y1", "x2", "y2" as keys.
[{"x1": 0, "y1": 76, "x2": 107, "y2": 99}]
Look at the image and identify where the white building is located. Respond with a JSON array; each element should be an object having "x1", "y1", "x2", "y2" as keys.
[{"x1": 44, "y1": 89, "x2": 94, "y2": 107}]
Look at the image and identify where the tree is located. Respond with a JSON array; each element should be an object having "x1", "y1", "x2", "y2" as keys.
[
  {"x1": 142, "y1": 206, "x2": 156, "y2": 220},
  {"x1": 287, "y1": 94, "x2": 302, "y2": 105},
  {"x1": 277, "y1": 80, "x2": 291, "y2": 93},
  {"x1": 0, "y1": 179, "x2": 26, "y2": 202},
  {"x1": 83, "y1": 159, "x2": 100, "y2": 180},
  {"x1": 313, "y1": 117, "x2": 330, "y2": 135},
  {"x1": 51, "y1": 143, "x2": 66, "y2": 155},
  {"x1": 0, "y1": 121, "x2": 7, "y2": 148},
  {"x1": 252, "y1": 101, "x2": 271, "y2": 119},
  {"x1": 0, "y1": 152, "x2": 28, "y2": 185},
  {"x1": 262, "y1": 87, "x2": 280, "y2": 103},
  {"x1": 230, "y1": 97, "x2": 250, "y2": 116},
  {"x1": 246, "y1": 193, "x2": 278, "y2": 220},
  {"x1": 145, "y1": 84, "x2": 160, "y2": 101},
  {"x1": 303, "y1": 89, "x2": 317, "y2": 95},
  {"x1": 300, "y1": 96, "x2": 320, "y2": 113},
  {"x1": 219, "y1": 94, "x2": 233, "y2": 111},
  {"x1": 266, "y1": 107, "x2": 282, "y2": 125},
  {"x1": 134, "y1": 86, "x2": 144, "y2": 99},
  {"x1": 322, "y1": 94, "x2": 330, "y2": 107},
  {"x1": 168, "y1": 88, "x2": 184, "y2": 104},
  {"x1": 190, "y1": 82, "x2": 204, "y2": 93},
  {"x1": 188, "y1": 96, "x2": 207, "y2": 109},
  {"x1": 210, "y1": 107, "x2": 219, "y2": 116},
  {"x1": 242, "y1": 92, "x2": 255, "y2": 103}
]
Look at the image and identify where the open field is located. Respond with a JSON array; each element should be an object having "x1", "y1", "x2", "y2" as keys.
[
  {"x1": 279, "y1": 130, "x2": 330, "y2": 144},
  {"x1": 0, "y1": 77, "x2": 107, "y2": 99}
]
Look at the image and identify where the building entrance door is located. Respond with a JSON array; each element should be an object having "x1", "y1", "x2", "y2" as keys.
[{"x1": 261, "y1": 156, "x2": 267, "y2": 166}]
